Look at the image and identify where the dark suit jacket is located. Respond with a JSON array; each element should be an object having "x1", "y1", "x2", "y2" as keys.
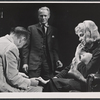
[{"x1": 22, "y1": 23, "x2": 59, "y2": 73}]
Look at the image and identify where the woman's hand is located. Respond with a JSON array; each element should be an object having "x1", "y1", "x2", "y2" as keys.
[
  {"x1": 75, "y1": 43, "x2": 84, "y2": 57},
  {"x1": 75, "y1": 43, "x2": 84, "y2": 64}
]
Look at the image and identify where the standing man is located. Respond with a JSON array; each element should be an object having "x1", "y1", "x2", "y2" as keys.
[
  {"x1": 0, "y1": 26, "x2": 43, "y2": 92},
  {"x1": 22, "y1": 7, "x2": 63, "y2": 80}
]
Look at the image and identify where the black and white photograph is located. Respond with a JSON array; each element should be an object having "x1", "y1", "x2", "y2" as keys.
[{"x1": 1, "y1": 2, "x2": 100, "y2": 97}]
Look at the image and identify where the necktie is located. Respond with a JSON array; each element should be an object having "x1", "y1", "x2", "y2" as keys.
[{"x1": 42, "y1": 25, "x2": 45, "y2": 33}]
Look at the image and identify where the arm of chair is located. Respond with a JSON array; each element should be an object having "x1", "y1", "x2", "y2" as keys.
[{"x1": 87, "y1": 73, "x2": 100, "y2": 92}]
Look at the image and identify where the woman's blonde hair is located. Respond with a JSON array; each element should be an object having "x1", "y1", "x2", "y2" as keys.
[{"x1": 75, "y1": 20, "x2": 100, "y2": 41}]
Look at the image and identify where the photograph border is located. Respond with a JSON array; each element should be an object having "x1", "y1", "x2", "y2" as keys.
[{"x1": 0, "y1": 1, "x2": 100, "y2": 98}]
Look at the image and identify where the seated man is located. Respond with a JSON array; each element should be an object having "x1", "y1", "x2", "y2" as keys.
[
  {"x1": 0, "y1": 26, "x2": 45, "y2": 92},
  {"x1": 42, "y1": 20, "x2": 100, "y2": 92}
]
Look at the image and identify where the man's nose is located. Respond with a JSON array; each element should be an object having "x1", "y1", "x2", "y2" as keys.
[{"x1": 42, "y1": 16, "x2": 45, "y2": 19}]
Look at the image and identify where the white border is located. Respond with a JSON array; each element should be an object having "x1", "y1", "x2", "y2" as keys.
[
  {"x1": 0, "y1": 92, "x2": 100, "y2": 98},
  {"x1": 0, "y1": 1, "x2": 100, "y2": 3},
  {"x1": 0, "y1": 1, "x2": 100, "y2": 98}
]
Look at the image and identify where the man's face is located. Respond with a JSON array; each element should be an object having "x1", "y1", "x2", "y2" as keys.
[
  {"x1": 17, "y1": 37, "x2": 26, "y2": 49},
  {"x1": 38, "y1": 10, "x2": 50, "y2": 24}
]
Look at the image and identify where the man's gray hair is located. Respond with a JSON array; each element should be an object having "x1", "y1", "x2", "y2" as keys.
[
  {"x1": 38, "y1": 6, "x2": 50, "y2": 14},
  {"x1": 10, "y1": 26, "x2": 30, "y2": 41}
]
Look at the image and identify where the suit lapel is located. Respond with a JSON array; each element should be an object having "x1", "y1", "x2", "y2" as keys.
[
  {"x1": 36, "y1": 24, "x2": 43, "y2": 35},
  {"x1": 47, "y1": 25, "x2": 52, "y2": 35},
  {"x1": 36, "y1": 23, "x2": 52, "y2": 36}
]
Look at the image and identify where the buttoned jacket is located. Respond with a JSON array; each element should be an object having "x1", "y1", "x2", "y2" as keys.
[{"x1": 22, "y1": 23, "x2": 59, "y2": 72}]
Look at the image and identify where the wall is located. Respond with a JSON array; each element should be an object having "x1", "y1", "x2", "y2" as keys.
[{"x1": 0, "y1": 3, "x2": 100, "y2": 67}]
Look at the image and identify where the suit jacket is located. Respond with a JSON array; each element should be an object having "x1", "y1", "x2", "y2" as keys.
[
  {"x1": 22, "y1": 23, "x2": 59, "y2": 72},
  {"x1": 0, "y1": 35, "x2": 30, "y2": 92}
]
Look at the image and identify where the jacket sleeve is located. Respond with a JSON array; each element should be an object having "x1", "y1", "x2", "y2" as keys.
[
  {"x1": 52, "y1": 28, "x2": 59, "y2": 62},
  {"x1": 5, "y1": 48, "x2": 31, "y2": 90},
  {"x1": 78, "y1": 48, "x2": 100, "y2": 78},
  {"x1": 55, "y1": 64, "x2": 71, "y2": 78},
  {"x1": 21, "y1": 26, "x2": 31, "y2": 64}
]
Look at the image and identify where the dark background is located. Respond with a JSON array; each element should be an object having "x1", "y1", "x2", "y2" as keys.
[{"x1": 0, "y1": 3, "x2": 100, "y2": 68}]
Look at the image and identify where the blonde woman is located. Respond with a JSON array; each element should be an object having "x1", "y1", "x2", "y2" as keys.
[{"x1": 43, "y1": 20, "x2": 100, "y2": 92}]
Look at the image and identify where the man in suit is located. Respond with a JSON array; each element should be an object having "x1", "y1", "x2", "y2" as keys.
[
  {"x1": 22, "y1": 7, "x2": 63, "y2": 80},
  {"x1": 0, "y1": 26, "x2": 43, "y2": 92}
]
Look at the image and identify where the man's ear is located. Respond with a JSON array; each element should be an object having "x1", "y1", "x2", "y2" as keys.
[
  {"x1": 18, "y1": 37, "x2": 23, "y2": 43},
  {"x1": 18, "y1": 38, "x2": 22, "y2": 44},
  {"x1": 18, "y1": 36, "x2": 26, "y2": 43},
  {"x1": 48, "y1": 14, "x2": 50, "y2": 19},
  {"x1": 21, "y1": 36, "x2": 26, "y2": 41}
]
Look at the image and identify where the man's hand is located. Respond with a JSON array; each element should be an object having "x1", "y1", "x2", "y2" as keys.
[
  {"x1": 30, "y1": 78, "x2": 39, "y2": 86},
  {"x1": 19, "y1": 72, "x2": 29, "y2": 78},
  {"x1": 35, "y1": 77, "x2": 50, "y2": 84},
  {"x1": 56, "y1": 60, "x2": 63, "y2": 68},
  {"x1": 23, "y1": 64, "x2": 28, "y2": 73}
]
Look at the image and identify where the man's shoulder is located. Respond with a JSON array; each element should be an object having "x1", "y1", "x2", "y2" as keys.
[
  {"x1": 8, "y1": 42, "x2": 18, "y2": 52},
  {"x1": 0, "y1": 36, "x2": 17, "y2": 50},
  {"x1": 3, "y1": 42, "x2": 19, "y2": 57}
]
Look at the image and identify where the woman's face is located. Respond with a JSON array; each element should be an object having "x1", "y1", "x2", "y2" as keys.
[{"x1": 77, "y1": 28, "x2": 91, "y2": 46}]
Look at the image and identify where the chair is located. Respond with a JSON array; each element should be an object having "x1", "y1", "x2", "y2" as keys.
[{"x1": 87, "y1": 73, "x2": 100, "y2": 92}]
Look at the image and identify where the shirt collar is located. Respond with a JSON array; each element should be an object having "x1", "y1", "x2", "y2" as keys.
[
  {"x1": 39, "y1": 22, "x2": 49, "y2": 27},
  {"x1": 5, "y1": 34, "x2": 14, "y2": 43}
]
